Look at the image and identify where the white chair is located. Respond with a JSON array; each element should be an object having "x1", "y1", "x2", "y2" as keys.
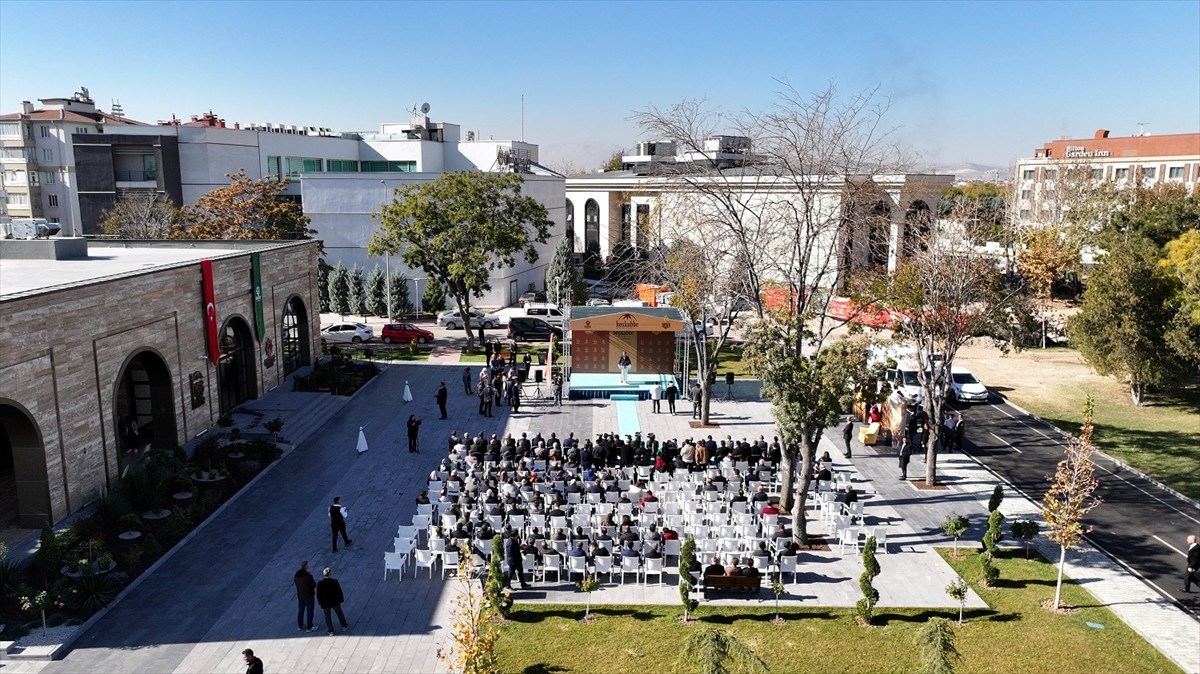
[
  {"x1": 567, "y1": 491, "x2": 582, "y2": 505},
  {"x1": 414, "y1": 549, "x2": 437, "y2": 578},
  {"x1": 384, "y1": 551, "x2": 407, "y2": 581},
  {"x1": 593, "y1": 555, "x2": 614, "y2": 583},
  {"x1": 845, "y1": 501, "x2": 864, "y2": 524},
  {"x1": 730, "y1": 500, "x2": 748, "y2": 515},
  {"x1": 394, "y1": 536, "x2": 415, "y2": 556},
  {"x1": 751, "y1": 555, "x2": 771, "y2": 575},
  {"x1": 643, "y1": 557, "x2": 664, "y2": 585},
  {"x1": 617, "y1": 556, "x2": 639, "y2": 584},
  {"x1": 417, "y1": 502, "x2": 434, "y2": 517},
  {"x1": 487, "y1": 514, "x2": 504, "y2": 531},
  {"x1": 509, "y1": 514, "x2": 527, "y2": 531},
  {"x1": 663, "y1": 538, "x2": 682, "y2": 565},
  {"x1": 778, "y1": 554, "x2": 798, "y2": 584},
  {"x1": 838, "y1": 526, "x2": 861, "y2": 555},
  {"x1": 442, "y1": 549, "x2": 459, "y2": 579},
  {"x1": 567, "y1": 554, "x2": 588, "y2": 582},
  {"x1": 872, "y1": 527, "x2": 889, "y2": 554},
  {"x1": 397, "y1": 525, "x2": 418, "y2": 546},
  {"x1": 412, "y1": 514, "x2": 432, "y2": 542},
  {"x1": 529, "y1": 513, "x2": 547, "y2": 532},
  {"x1": 542, "y1": 553, "x2": 562, "y2": 582},
  {"x1": 427, "y1": 480, "x2": 443, "y2": 494},
  {"x1": 551, "y1": 539, "x2": 568, "y2": 556},
  {"x1": 441, "y1": 513, "x2": 457, "y2": 530},
  {"x1": 523, "y1": 553, "x2": 539, "y2": 582}
]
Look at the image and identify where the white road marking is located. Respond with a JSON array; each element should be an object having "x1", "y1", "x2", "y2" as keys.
[
  {"x1": 1152, "y1": 534, "x2": 1187, "y2": 557},
  {"x1": 990, "y1": 432, "x2": 1022, "y2": 453}
]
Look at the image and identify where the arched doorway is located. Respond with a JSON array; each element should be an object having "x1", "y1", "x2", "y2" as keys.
[
  {"x1": 584, "y1": 199, "x2": 600, "y2": 252},
  {"x1": 565, "y1": 198, "x2": 575, "y2": 239},
  {"x1": 0, "y1": 402, "x2": 51, "y2": 529},
  {"x1": 114, "y1": 351, "x2": 178, "y2": 465},
  {"x1": 280, "y1": 296, "x2": 310, "y2": 376},
  {"x1": 219, "y1": 316, "x2": 258, "y2": 414}
]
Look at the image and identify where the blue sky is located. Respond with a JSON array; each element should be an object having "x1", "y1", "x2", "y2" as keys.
[{"x1": 1, "y1": 0, "x2": 1197, "y2": 171}]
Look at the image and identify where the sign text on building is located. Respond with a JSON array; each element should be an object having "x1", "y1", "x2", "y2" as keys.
[{"x1": 1065, "y1": 145, "x2": 1112, "y2": 159}]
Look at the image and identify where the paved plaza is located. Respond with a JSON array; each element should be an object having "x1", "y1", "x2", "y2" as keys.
[{"x1": 3, "y1": 362, "x2": 1197, "y2": 674}]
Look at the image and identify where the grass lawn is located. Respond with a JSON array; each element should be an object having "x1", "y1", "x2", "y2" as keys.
[
  {"x1": 493, "y1": 548, "x2": 1178, "y2": 673},
  {"x1": 973, "y1": 347, "x2": 1200, "y2": 501}
]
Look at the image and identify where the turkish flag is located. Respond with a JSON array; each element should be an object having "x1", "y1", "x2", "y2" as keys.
[{"x1": 201, "y1": 259, "x2": 220, "y2": 363}]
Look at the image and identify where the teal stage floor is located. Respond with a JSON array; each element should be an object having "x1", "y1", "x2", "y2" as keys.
[{"x1": 567, "y1": 372, "x2": 677, "y2": 400}]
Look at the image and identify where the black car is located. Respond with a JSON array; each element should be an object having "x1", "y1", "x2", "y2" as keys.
[{"x1": 507, "y1": 317, "x2": 562, "y2": 342}]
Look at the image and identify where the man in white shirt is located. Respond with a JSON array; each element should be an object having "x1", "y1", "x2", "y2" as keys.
[{"x1": 650, "y1": 383, "x2": 663, "y2": 413}]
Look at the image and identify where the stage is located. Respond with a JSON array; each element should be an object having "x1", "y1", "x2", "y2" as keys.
[{"x1": 567, "y1": 372, "x2": 678, "y2": 401}]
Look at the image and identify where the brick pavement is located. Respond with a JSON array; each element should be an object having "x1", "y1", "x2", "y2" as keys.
[{"x1": 19, "y1": 363, "x2": 1198, "y2": 674}]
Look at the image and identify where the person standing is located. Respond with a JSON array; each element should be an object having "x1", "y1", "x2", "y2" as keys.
[
  {"x1": 953, "y1": 412, "x2": 966, "y2": 452},
  {"x1": 1184, "y1": 534, "x2": 1199, "y2": 593},
  {"x1": 842, "y1": 415, "x2": 855, "y2": 459},
  {"x1": 436, "y1": 383, "x2": 449, "y2": 420},
  {"x1": 650, "y1": 382, "x2": 663, "y2": 413},
  {"x1": 316, "y1": 567, "x2": 350, "y2": 636},
  {"x1": 462, "y1": 367, "x2": 473, "y2": 395},
  {"x1": 329, "y1": 497, "x2": 351, "y2": 552},
  {"x1": 665, "y1": 382, "x2": 678, "y2": 414},
  {"x1": 294, "y1": 561, "x2": 316, "y2": 631},
  {"x1": 899, "y1": 440, "x2": 913, "y2": 481},
  {"x1": 510, "y1": 383, "x2": 522, "y2": 414},
  {"x1": 552, "y1": 372, "x2": 564, "y2": 405},
  {"x1": 691, "y1": 382, "x2": 703, "y2": 419},
  {"x1": 506, "y1": 532, "x2": 530, "y2": 589},
  {"x1": 407, "y1": 415, "x2": 422, "y2": 453},
  {"x1": 482, "y1": 382, "x2": 494, "y2": 417},
  {"x1": 242, "y1": 648, "x2": 264, "y2": 674},
  {"x1": 618, "y1": 351, "x2": 632, "y2": 384}
]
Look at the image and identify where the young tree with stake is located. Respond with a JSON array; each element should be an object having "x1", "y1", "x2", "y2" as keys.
[{"x1": 1041, "y1": 397, "x2": 1102, "y2": 610}]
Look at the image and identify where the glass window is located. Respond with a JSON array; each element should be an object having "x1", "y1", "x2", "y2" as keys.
[
  {"x1": 281, "y1": 296, "x2": 309, "y2": 375},
  {"x1": 7, "y1": 193, "x2": 29, "y2": 206},
  {"x1": 143, "y1": 154, "x2": 157, "y2": 180},
  {"x1": 285, "y1": 157, "x2": 323, "y2": 176},
  {"x1": 1090, "y1": 168, "x2": 1103, "y2": 180},
  {"x1": 1114, "y1": 168, "x2": 1128, "y2": 179},
  {"x1": 40, "y1": 126, "x2": 50, "y2": 138},
  {"x1": 0, "y1": 122, "x2": 19, "y2": 138},
  {"x1": 565, "y1": 199, "x2": 574, "y2": 237},
  {"x1": 1020, "y1": 190, "x2": 1030, "y2": 200},
  {"x1": 42, "y1": 148, "x2": 53, "y2": 161},
  {"x1": 326, "y1": 159, "x2": 359, "y2": 172},
  {"x1": 584, "y1": 199, "x2": 600, "y2": 251},
  {"x1": 360, "y1": 160, "x2": 416, "y2": 172},
  {"x1": 267, "y1": 156, "x2": 280, "y2": 178},
  {"x1": 1021, "y1": 169, "x2": 1034, "y2": 180},
  {"x1": 48, "y1": 194, "x2": 58, "y2": 207},
  {"x1": 1168, "y1": 166, "x2": 1184, "y2": 179},
  {"x1": 44, "y1": 171, "x2": 56, "y2": 184},
  {"x1": 1142, "y1": 167, "x2": 1156, "y2": 179},
  {"x1": 1044, "y1": 169, "x2": 1057, "y2": 180}
]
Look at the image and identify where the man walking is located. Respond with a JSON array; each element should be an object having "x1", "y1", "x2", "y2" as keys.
[
  {"x1": 294, "y1": 560, "x2": 316, "y2": 631},
  {"x1": 650, "y1": 382, "x2": 663, "y2": 413},
  {"x1": 316, "y1": 567, "x2": 350, "y2": 635},
  {"x1": 505, "y1": 531, "x2": 530, "y2": 589},
  {"x1": 691, "y1": 382, "x2": 703, "y2": 419},
  {"x1": 1184, "y1": 534, "x2": 1199, "y2": 593},
  {"x1": 242, "y1": 648, "x2": 264, "y2": 674},
  {"x1": 436, "y1": 382, "x2": 449, "y2": 419},
  {"x1": 842, "y1": 415, "x2": 855, "y2": 459},
  {"x1": 899, "y1": 440, "x2": 913, "y2": 481},
  {"x1": 407, "y1": 415, "x2": 422, "y2": 453},
  {"x1": 329, "y1": 496, "x2": 351, "y2": 552},
  {"x1": 462, "y1": 367, "x2": 473, "y2": 395},
  {"x1": 665, "y1": 382, "x2": 678, "y2": 414},
  {"x1": 618, "y1": 351, "x2": 632, "y2": 384}
]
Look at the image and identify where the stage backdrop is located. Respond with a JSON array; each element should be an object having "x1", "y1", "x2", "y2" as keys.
[{"x1": 569, "y1": 311, "x2": 683, "y2": 374}]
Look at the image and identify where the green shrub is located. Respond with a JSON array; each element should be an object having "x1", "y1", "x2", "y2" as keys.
[
  {"x1": 142, "y1": 534, "x2": 163, "y2": 558},
  {"x1": 987, "y1": 485, "x2": 1004, "y2": 513},
  {"x1": 679, "y1": 536, "x2": 700, "y2": 620},
  {"x1": 485, "y1": 535, "x2": 513, "y2": 619},
  {"x1": 94, "y1": 490, "x2": 134, "y2": 529},
  {"x1": 941, "y1": 514, "x2": 969, "y2": 555},
  {"x1": 856, "y1": 536, "x2": 881, "y2": 624},
  {"x1": 980, "y1": 510, "x2": 1004, "y2": 586},
  {"x1": 1010, "y1": 520, "x2": 1039, "y2": 558},
  {"x1": 916, "y1": 617, "x2": 961, "y2": 674},
  {"x1": 0, "y1": 556, "x2": 28, "y2": 600},
  {"x1": 65, "y1": 571, "x2": 125, "y2": 614}
]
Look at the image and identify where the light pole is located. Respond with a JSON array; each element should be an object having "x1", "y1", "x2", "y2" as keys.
[{"x1": 380, "y1": 180, "x2": 392, "y2": 321}]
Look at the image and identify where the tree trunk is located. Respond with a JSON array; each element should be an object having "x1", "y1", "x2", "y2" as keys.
[
  {"x1": 1130, "y1": 381, "x2": 1144, "y2": 406},
  {"x1": 779, "y1": 443, "x2": 797, "y2": 512},
  {"x1": 1053, "y1": 545, "x2": 1066, "y2": 610},
  {"x1": 925, "y1": 399, "x2": 940, "y2": 486},
  {"x1": 454, "y1": 295, "x2": 475, "y2": 351},
  {"x1": 700, "y1": 379, "x2": 713, "y2": 424},
  {"x1": 791, "y1": 434, "x2": 817, "y2": 547}
]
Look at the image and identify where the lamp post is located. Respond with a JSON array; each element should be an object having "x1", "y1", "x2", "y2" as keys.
[{"x1": 380, "y1": 180, "x2": 392, "y2": 320}]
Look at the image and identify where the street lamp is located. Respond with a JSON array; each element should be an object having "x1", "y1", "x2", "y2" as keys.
[{"x1": 380, "y1": 180, "x2": 392, "y2": 320}]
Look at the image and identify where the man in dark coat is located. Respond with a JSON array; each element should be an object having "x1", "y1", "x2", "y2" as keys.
[
  {"x1": 242, "y1": 649, "x2": 264, "y2": 674},
  {"x1": 506, "y1": 532, "x2": 530, "y2": 589},
  {"x1": 1185, "y1": 534, "x2": 1199, "y2": 593},
  {"x1": 407, "y1": 415, "x2": 422, "y2": 453},
  {"x1": 294, "y1": 560, "x2": 316, "y2": 631},
  {"x1": 316, "y1": 566, "x2": 349, "y2": 635},
  {"x1": 462, "y1": 367, "x2": 473, "y2": 395},
  {"x1": 436, "y1": 382, "x2": 449, "y2": 419},
  {"x1": 665, "y1": 382, "x2": 678, "y2": 414},
  {"x1": 329, "y1": 496, "x2": 351, "y2": 552},
  {"x1": 842, "y1": 415, "x2": 854, "y2": 459}
]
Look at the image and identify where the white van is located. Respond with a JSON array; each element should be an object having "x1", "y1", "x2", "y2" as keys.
[{"x1": 523, "y1": 302, "x2": 564, "y2": 326}]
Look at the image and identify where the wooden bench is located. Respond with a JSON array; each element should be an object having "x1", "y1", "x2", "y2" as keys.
[{"x1": 702, "y1": 574, "x2": 761, "y2": 598}]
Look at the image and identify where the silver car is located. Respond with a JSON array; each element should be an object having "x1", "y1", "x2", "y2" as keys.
[
  {"x1": 437, "y1": 310, "x2": 500, "y2": 330},
  {"x1": 320, "y1": 322, "x2": 374, "y2": 343}
]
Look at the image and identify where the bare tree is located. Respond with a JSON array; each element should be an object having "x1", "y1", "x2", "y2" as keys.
[
  {"x1": 99, "y1": 192, "x2": 179, "y2": 238},
  {"x1": 1041, "y1": 397, "x2": 1102, "y2": 610}
]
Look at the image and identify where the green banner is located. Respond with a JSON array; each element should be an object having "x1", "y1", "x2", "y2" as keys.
[{"x1": 251, "y1": 252, "x2": 265, "y2": 340}]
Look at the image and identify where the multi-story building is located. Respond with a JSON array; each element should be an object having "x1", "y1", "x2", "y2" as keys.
[
  {"x1": 0, "y1": 88, "x2": 145, "y2": 235},
  {"x1": 1013, "y1": 128, "x2": 1200, "y2": 227}
]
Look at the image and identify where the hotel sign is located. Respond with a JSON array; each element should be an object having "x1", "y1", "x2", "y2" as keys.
[{"x1": 1064, "y1": 145, "x2": 1111, "y2": 159}]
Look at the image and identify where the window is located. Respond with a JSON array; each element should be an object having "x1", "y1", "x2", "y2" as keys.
[
  {"x1": 2, "y1": 169, "x2": 25, "y2": 186},
  {"x1": 39, "y1": 126, "x2": 50, "y2": 138},
  {"x1": 285, "y1": 157, "x2": 322, "y2": 176},
  {"x1": 29, "y1": 171, "x2": 38, "y2": 186},
  {"x1": 48, "y1": 194, "x2": 58, "y2": 207},
  {"x1": 0, "y1": 148, "x2": 33, "y2": 161},
  {"x1": 1090, "y1": 168, "x2": 1103, "y2": 180},
  {"x1": 326, "y1": 159, "x2": 359, "y2": 172},
  {"x1": 1168, "y1": 166, "x2": 1184, "y2": 179},
  {"x1": 1044, "y1": 169, "x2": 1057, "y2": 180},
  {"x1": 1021, "y1": 169, "x2": 1034, "y2": 180},
  {"x1": 1142, "y1": 167, "x2": 1156, "y2": 179},
  {"x1": 7, "y1": 193, "x2": 29, "y2": 206},
  {"x1": 266, "y1": 155, "x2": 280, "y2": 178},
  {"x1": 44, "y1": 171, "x2": 56, "y2": 184},
  {"x1": 75, "y1": 127, "x2": 88, "y2": 134},
  {"x1": 584, "y1": 199, "x2": 600, "y2": 252},
  {"x1": 143, "y1": 154, "x2": 157, "y2": 180},
  {"x1": 1020, "y1": 189, "x2": 1030, "y2": 200},
  {"x1": 42, "y1": 148, "x2": 53, "y2": 162},
  {"x1": 1114, "y1": 167, "x2": 1129, "y2": 180},
  {"x1": 281, "y1": 296, "x2": 310, "y2": 375},
  {"x1": 360, "y1": 160, "x2": 416, "y2": 172},
  {"x1": 0, "y1": 122, "x2": 19, "y2": 138},
  {"x1": 565, "y1": 199, "x2": 574, "y2": 237}
]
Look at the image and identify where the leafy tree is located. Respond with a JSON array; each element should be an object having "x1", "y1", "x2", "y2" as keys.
[
  {"x1": 369, "y1": 171, "x2": 553, "y2": 349},
  {"x1": 945, "y1": 577, "x2": 968, "y2": 624},
  {"x1": 605, "y1": 240, "x2": 650, "y2": 291},
  {"x1": 328, "y1": 262, "x2": 350, "y2": 318},
  {"x1": 545, "y1": 233, "x2": 577, "y2": 307},
  {"x1": 987, "y1": 485, "x2": 1004, "y2": 513},
  {"x1": 1010, "y1": 520, "x2": 1039, "y2": 559},
  {"x1": 1161, "y1": 230, "x2": 1200, "y2": 371},
  {"x1": 602, "y1": 149, "x2": 625, "y2": 172},
  {"x1": 364, "y1": 265, "x2": 386, "y2": 317},
  {"x1": 437, "y1": 546, "x2": 500, "y2": 674},
  {"x1": 1068, "y1": 235, "x2": 1182, "y2": 405},
  {"x1": 1104, "y1": 182, "x2": 1200, "y2": 249},
  {"x1": 679, "y1": 535, "x2": 700, "y2": 621},
  {"x1": 980, "y1": 509, "x2": 1004, "y2": 587},
  {"x1": 576, "y1": 573, "x2": 601, "y2": 621},
  {"x1": 422, "y1": 281, "x2": 447, "y2": 315},
  {"x1": 99, "y1": 192, "x2": 179, "y2": 238},
  {"x1": 317, "y1": 261, "x2": 331, "y2": 313},
  {"x1": 347, "y1": 264, "x2": 366, "y2": 318},
  {"x1": 582, "y1": 240, "x2": 604, "y2": 280},
  {"x1": 174, "y1": 170, "x2": 314, "y2": 240},
  {"x1": 916, "y1": 617, "x2": 961, "y2": 674},
  {"x1": 1041, "y1": 397, "x2": 1102, "y2": 610},
  {"x1": 389, "y1": 271, "x2": 412, "y2": 318},
  {"x1": 485, "y1": 535, "x2": 512, "y2": 619},
  {"x1": 942, "y1": 514, "x2": 969, "y2": 556},
  {"x1": 1018, "y1": 227, "x2": 1079, "y2": 299},
  {"x1": 939, "y1": 182, "x2": 1007, "y2": 244},
  {"x1": 678, "y1": 629, "x2": 767, "y2": 674},
  {"x1": 20, "y1": 589, "x2": 53, "y2": 637},
  {"x1": 856, "y1": 536, "x2": 880, "y2": 625}
]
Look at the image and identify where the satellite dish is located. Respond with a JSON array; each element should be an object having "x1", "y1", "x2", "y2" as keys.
[{"x1": 420, "y1": 102, "x2": 430, "y2": 114}]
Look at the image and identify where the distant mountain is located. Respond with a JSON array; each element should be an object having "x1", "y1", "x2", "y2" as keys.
[
  {"x1": 538, "y1": 141, "x2": 626, "y2": 175},
  {"x1": 930, "y1": 162, "x2": 1011, "y2": 182}
]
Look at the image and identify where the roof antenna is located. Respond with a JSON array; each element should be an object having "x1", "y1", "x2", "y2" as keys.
[{"x1": 1135, "y1": 122, "x2": 1149, "y2": 137}]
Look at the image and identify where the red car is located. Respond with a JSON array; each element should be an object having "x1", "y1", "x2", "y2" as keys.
[{"x1": 380, "y1": 323, "x2": 434, "y2": 344}]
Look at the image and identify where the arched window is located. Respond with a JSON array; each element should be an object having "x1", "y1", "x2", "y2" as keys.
[
  {"x1": 584, "y1": 199, "x2": 600, "y2": 252},
  {"x1": 219, "y1": 317, "x2": 258, "y2": 413},
  {"x1": 281, "y1": 296, "x2": 310, "y2": 375},
  {"x1": 868, "y1": 201, "x2": 891, "y2": 268},
  {"x1": 114, "y1": 350, "x2": 178, "y2": 469},
  {"x1": 565, "y1": 198, "x2": 575, "y2": 239}
]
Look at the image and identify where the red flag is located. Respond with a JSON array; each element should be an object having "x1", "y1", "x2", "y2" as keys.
[{"x1": 201, "y1": 259, "x2": 220, "y2": 364}]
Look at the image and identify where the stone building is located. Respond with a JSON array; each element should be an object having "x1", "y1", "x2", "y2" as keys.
[{"x1": 0, "y1": 238, "x2": 320, "y2": 529}]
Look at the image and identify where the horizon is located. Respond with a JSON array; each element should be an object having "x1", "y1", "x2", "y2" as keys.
[{"x1": 1, "y1": 1, "x2": 1197, "y2": 174}]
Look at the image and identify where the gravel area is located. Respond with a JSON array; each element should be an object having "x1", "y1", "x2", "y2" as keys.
[{"x1": 14, "y1": 624, "x2": 79, "y2": 648}]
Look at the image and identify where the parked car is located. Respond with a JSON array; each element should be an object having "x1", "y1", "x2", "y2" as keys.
[
  {"x1": 517, "y1": 290, "x2": 547, "y2": 307},
  {"x1": 437, "y1": 310, "x2": 501, "y2": 330},
  {"x1": 321, "y1": 322, "x2": 373, "y2": 343},
  {"x1": 946, "y1": 366, "x2": 989, "y2": 403},
  {"x1": 585, "y1": 298, "x2": 611, "y2": 307},
  {"x1": 380, "y1": 323, "x2": 434, "y2": 344},
  {"x1": 523, "y1": 302, "x2": 564, "y2": 326},
  {"x1": 507, "y1": 316, "x2": 563, "y2": 342}
]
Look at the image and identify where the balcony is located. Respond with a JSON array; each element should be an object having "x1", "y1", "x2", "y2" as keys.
[{"x1": 115, "y1": 170, "x2": 157, "y2": 182}]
